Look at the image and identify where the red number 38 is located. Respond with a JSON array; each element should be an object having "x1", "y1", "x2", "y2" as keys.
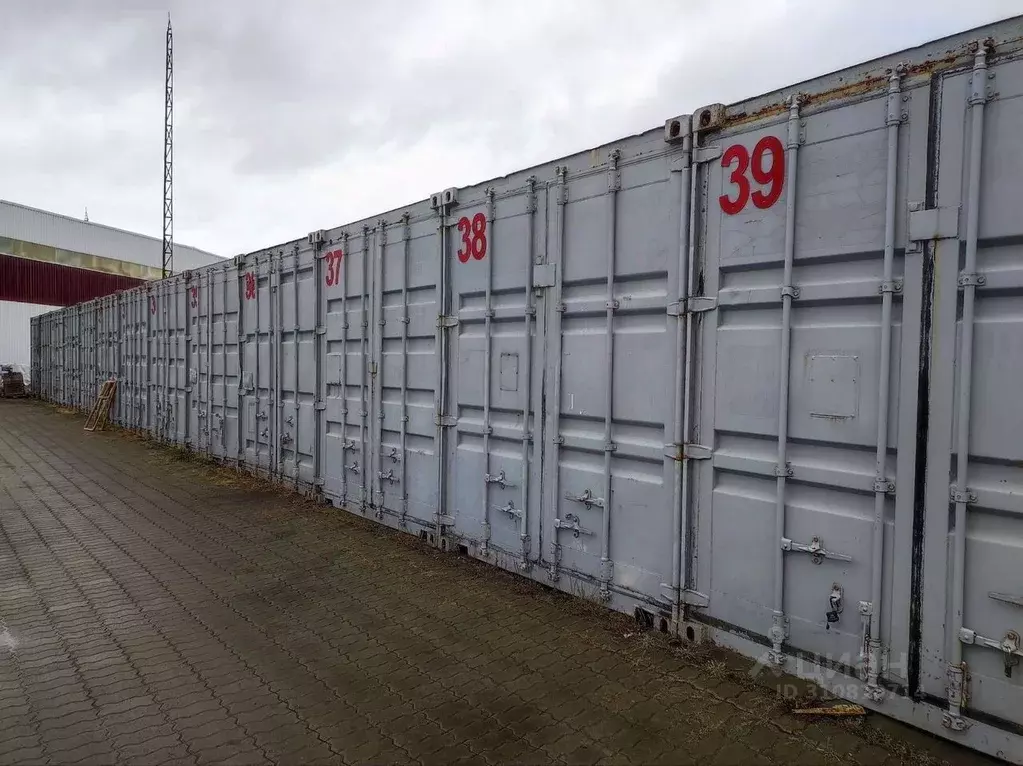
[
  {"x1": 456, "y1": 213, "x2": 487, "y2": 263},
  {"x1": 719, "y1": 135, "x2": 786, "y2": 215}
]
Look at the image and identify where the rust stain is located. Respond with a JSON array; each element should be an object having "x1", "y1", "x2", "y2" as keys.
[{"x1": 722, "y1": 50, "x2": 964, "y2": 131}]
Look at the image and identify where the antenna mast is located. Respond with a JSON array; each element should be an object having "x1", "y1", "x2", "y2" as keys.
[{"x1": 162, "y1": 14, "x2": 173, "y2": 278}]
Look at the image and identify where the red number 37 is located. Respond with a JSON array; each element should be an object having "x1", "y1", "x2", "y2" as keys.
[{"x1": 719, "y1": 135, "x2": 785, "y2": 215}]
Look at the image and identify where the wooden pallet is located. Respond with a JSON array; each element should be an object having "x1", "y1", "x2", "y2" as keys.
[{"x1": 84, "y1": 379, "x2": 117, "y2": 432}]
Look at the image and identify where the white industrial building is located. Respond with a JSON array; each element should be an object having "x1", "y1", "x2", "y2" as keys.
[{"x1": 0, "y1": 199, "x2": 222, "y2": 378}]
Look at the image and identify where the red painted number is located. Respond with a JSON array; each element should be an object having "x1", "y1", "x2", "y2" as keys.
[
  {"x1": 456, "y1": 213, "x2": 487, "y2": 263},
  {"x1": 189, "y1": 286, "x2": 198, "y2": 309},
  {"x1": 719, "y1": 136, "x2": 786, "y2": 215},
  {"x1": 324, "y1": 249, "x2": 344, "y2": 286},
  {"x1": 244, "y1": 272, "x2": 256, "y2": 300},
  {"x1": 149, "y1": 296, "x2": 156, "y2": 315}
]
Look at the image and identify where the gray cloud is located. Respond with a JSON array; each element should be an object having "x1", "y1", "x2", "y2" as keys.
[{"x1": 0, "y1": 1, "x2": 1018, "y2": 256}]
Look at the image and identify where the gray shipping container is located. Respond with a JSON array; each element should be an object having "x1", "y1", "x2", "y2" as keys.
[{"x1": 32, "y1": 17, "x2": 1023, "y2": 763}]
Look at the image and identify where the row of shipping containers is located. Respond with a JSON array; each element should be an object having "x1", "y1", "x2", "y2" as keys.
[{"x1": 32, "y1": 18, "x2": 1023, "y2": 762}]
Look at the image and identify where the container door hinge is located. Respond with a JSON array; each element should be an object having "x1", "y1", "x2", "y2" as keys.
[
  {"x1": 664, "y1": 443, "x2": 712, "y2": 461},
  {"x1": 767, "y1": 613, "x2": 790, "y2": 666},
  {"x1": 908, "y1": 204, "x2": 959, "y2": 244},
  {"x1": 942, "y1": 661, "x2": 971, "y2": 732},
  {"x1": 873, "y1": 478, "x2": 896, "y2": 494},
  {"x1": 660, "y1": 584, "x2": 711, "y2": 608},
  {"x1": 548, "y1": 541, "x2": 562, "y2": 582},
  {"x1": 957, "y1": 272, "x2": 986, "y2": 288},
  {"x1": 314, "y1": 401, "x2": 326, "y2": 411},
  {"x1": 694, "y1": 146, "x2": 723, "y2": 163},
  {"x1": 532, "y1": 263, "x2": 556, "y2": 288},
  {"x1": 683, "y1": 444, "x2": 712, "y2": 461},
  {"x1": 436, "y1": 315, "x2": 459, "y2": 328},
  {"x1": 434, "y1": 414, "x2": 456, "y2": 427},
  {"x1": 667, "y1": 296, "x2": 717, "y2": 316},
  {"x1": 598, "y1": 559, "x2": 613, "y2": 601},
  {"x1": 950, "y1": 485, "x2": 977, "y2": 504}
]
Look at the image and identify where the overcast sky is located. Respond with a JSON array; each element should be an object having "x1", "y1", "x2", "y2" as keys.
[{"x1": 1, "y1": 1, "x2": 1019, "y2": 256}]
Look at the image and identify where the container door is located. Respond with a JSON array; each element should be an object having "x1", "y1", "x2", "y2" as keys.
[
  {"x1": 371, "y1": 213, "x2": 442, "y2": 528},
  {"x1": 133, "y1": 289, "x2": 148, "y2": 430},
  {"x1": 278, "y1": 246, "x2": 317, "y2": 488},
  {"x1": 445, "y1": 181, "x2": 543, "y2": 565},
  {"x1": 150, "y1": 283, "x2": 168, "y2": 439},
  {"x1": 920, "y1": 49, "x2": 1023, "y2": 731},
  {"x1": 690, "y1": 81, "x2": 927, "y2": 682},
  {"x1": 188, "y1": 273, "x2": 207, "y2": 454},
  {"x1": 214, "y1": 263, "x2": 240, "y2": 463},
  {"x1": 540, "y1": 147, "x2": 680, "y2": 606},
  {"x1": 240, "y1": 254, "x2": 275, "y2": 474},
  {"x1": 322, "y1": 228, "x2": 375, "y2": 511},
  {"x1": 175, "y1": 277, "x2": 191, "y2": 445}
]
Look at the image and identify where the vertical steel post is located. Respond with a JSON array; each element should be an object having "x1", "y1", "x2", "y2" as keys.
[
  {"x1": 373, "y1": 221, "x2": 386, "y2": 516},
  {"x1": 254, "y1": 255, "x2": 262, "y2": 468},
  {"x1": 293, "y1": 246, "x2": 301, "y2": 488},
  {"x1": 340, "y1": 232, "x2": 352, "y2": 505},
  {"x1": 865, "y1": 65, "x2": 905, "y2": 702},
  {"x1": 669, "y1": 116, "x2": 694, "y2": 629},
  {"x1": 547, "y1": 166, "x2": 567, "y2": 582},
  {"x1": 360, "y1": 227, "x2": 371, "y2": 513},
  {"x1": 146, "y1": 287, "x2": 152, "y2": 435},
  {"x1": 434, "y1": 203, "x2": 451, "y2": 543},
  {"x1": 599, "y1": 150, "x2": 621, "y2": 601},
  {"x1": 398, "y1": 215, "x2": 411, "y2": 527},
  {"x1": 174, "y1": 277, "x2": 181, "y2": 442},
  {"x1": 220, "y1": 264, "x2": 228, "y2": 454},
  {"x1": 274, "y1": 253, "x2": 284, "y2": 478},
  {"x1": 184, "y1": 276, "x2": 192, "y2": 448},
  {"x1": 945, "y1": 40, "x2": 991, "y2": 733},
  {"x1": 481, "y1": 188, "x2": 496, "y2": 556},
  {"x1": 519, "y1": 177, "x2": 537, "y2": 570},
  {"x1": 312, "y1": 235, "x2": 326, "y2": 492},
  {"x1": 235, "y1": 261, "x2": 245, "y2": 466},
  {"x1": 770, "y1": 95, "x2": 803, "y2": 665},
  {"x1": 207, "y1": 270, "x2": 214, "y2": 454}
]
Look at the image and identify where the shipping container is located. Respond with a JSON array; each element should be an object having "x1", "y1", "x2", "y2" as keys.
[{"x1": 32, "y1": 17, "x2": 1023, "y2": 763}]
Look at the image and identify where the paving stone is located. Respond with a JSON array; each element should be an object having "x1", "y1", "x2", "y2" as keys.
[{"x1": 0, "y1": 400, "x2": 988, "y2": 766}]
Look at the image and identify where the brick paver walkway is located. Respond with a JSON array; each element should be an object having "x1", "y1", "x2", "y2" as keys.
[{"x1": 0, "y1": 400, "x2": 992, "y2": 765}]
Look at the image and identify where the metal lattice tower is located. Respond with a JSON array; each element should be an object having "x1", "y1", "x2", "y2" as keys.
[{"x1": 162, "y1": 14, "x2": 173, "y2": 278}]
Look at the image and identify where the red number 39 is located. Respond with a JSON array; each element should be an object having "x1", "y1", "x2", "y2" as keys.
[{"x1": 719, "y1": 136, "x2": 785, "y2": 215}]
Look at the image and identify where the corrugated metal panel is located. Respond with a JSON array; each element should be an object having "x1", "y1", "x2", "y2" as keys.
[
  {"x1": 0, "y1": 253, "x2": 143, "y2": 306},
  {"x1": 0, "y1": 300, "x2": 59, "y2": 375},
  {"x1": 30, "y1": 16, "x2": 1023, "y2": 764},
  {"x1": 0, "y1": 199, "x2": 222, "y2": 272}
]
